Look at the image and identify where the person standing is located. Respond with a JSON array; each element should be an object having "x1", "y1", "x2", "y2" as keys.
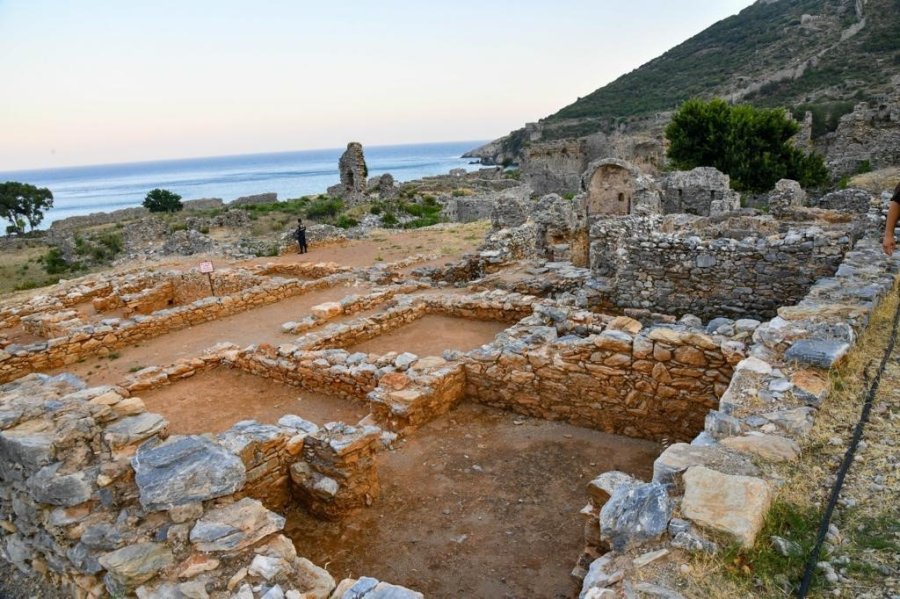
[
  {"x1": 883, "y1": 182, "x2": 900, "y2": 256},
  {"x1": 295, "y1": 218, "x2": 308, "y2": 254}
]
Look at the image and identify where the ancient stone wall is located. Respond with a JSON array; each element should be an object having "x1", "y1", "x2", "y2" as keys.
[
  {"x1": 822, "y1": 94, "x2": 900, "y2": 177},
  {"x1": 610, "y1": 227, "x2": 854, "y2": 320},
  {"x1": 0, "y1": 271, "x2": 355, "y2": 384},
  {"x1": 659, "y1": 167, "x2": 741, "y2": 216},
  {"x1": 464, "y1": 319, "x2": 734, "y2": 442},
  {"x1": 810, "y1": 188, "x2": 874, "y2": 213},
  {"x1": 0, "y1": 373, "x2": 344, "y2": 598},
  {"x1": 48, "y1": 207, "x2": 149, "y2": 230},
  {"x1": 228, "y1": 192, "x2": 277, "y2": 207},
  {"x1": 576, "y1": 234, "x2": 898, "y2": 597}
]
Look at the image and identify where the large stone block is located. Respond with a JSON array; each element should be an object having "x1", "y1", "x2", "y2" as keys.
[
  {"x1": 784, "y1": 339, "x2": 850, "y2": 369},
  {"x1": 132, "y1": 435, "x2": 246, "y2": 511},
  {"x1": 681, "y1": 466, "x2": 771, "y2": 548},
  {"x1": 190, "y1": 498, "x2": 285, "y2": 553},
  {"x1": 599, "y1": 482, "x2": 671, "y2": 552},
  {"x1": 27, "y1": 463, "x2": 97, "y2": 506},
  {"x1": 98, "y1": 543, "x2": 174, "y2": 590}
]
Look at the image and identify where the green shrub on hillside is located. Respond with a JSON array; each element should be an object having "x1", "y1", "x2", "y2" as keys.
[
  {"x1": 143, "y1": 188, "x2": 183, "y2": 213},
  {"x1": 304, "y1": 197, "x2": 344, "y2": 220},
  {"x1": 666, "y1": 98, "x2": 830, "y2": 192}
]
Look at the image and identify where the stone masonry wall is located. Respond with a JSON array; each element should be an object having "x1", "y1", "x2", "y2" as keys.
[
  {"x1": 575, "y1": 234, "x2": 899, "y2": 598},
  {"x1": 0, "y1": 271, "x2": 355, "y2": 384},
  {"x1": 0, "y1": 371, "x2": 424, "y2": 598},
  {"x1": 610, "y1": 226, "x2": 855, "y2": 320},
  {"x1": 464, "y1": 317, "x2": 736, "y2": 442}
]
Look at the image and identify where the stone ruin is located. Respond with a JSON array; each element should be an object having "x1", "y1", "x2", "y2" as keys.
[
  {"x1": 581, "y1": 159, "x2": 741, "y2": 219},
  {"x1": 327, "y1": 142, "x2": 369, "y2": 202},
  {"x1": 0, "y1": 159, "x2": 897, "y2": 598}
]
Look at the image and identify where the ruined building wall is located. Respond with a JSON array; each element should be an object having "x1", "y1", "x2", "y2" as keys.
[
  {"x1": 464, "y1": 324, "x2": 734, "y2": 443},
  {"x1": 585, "y1": 164, "x2": 636, "y2": 216},
  {"x1": 610, "y1": 229, "x2": 855, "y2": 320}
]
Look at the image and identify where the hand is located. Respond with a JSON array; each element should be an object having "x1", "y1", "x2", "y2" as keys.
[{"x1": 884, "y1": 234, "x2": 896, "y2": 256}]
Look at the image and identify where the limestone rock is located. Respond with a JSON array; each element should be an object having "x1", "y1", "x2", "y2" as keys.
[
  {"x1": 190, "y1": 498, "x2": 285, "y2": 553},
  {"x1": 587, "y1": 471, "x2": 638, "y2": 507},
  {"x1": 132, "y1": 436, "x2": 246, "y2": 511},
  {"x1": 336, "y1": 576, "x2": 423, "y2": 598},
  {"x1": 104, "y1": 413, "x2": 167, "y2": 449},
  {"x1": 98, "y1": 542, "x2": 174, "y2": 589},
  {"x1": 26, "y1": 463, "x2": 97, "y2": 506},
  {"x1": 599, "y1": 482, "x2": 671, "y2": 552},
  {"x1": 721, "y1": 433, "x2": 800, "y2": 462},
  {"x1": 681, "y1": 466, "x2": 772, "y2": 548},
  {"x1": 784, "y1": 339, "x2": 850, "y2": 369}
]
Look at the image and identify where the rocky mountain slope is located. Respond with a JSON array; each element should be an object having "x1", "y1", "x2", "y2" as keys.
[{"x1": 468, "y1": 0, "x2": 900, "y2": 175}]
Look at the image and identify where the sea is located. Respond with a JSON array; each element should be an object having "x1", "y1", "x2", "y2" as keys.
[{"x1": 0, "y1": 140, "x2": 488, "y2": 229}]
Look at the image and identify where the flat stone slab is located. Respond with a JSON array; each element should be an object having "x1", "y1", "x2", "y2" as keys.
[
  {"x1": 653, "y1": 443, "x2": 758, "y2": 487},
  {"x1": 587, "y1": 471, "x2": 638, "y2": 507},
  {"x1": 721, "y1": 433, "x2": 800, "y2": 462},
  {"x1": 190, "y1": 497, "x2": 284, "y2": 553},
  {"x1": 338, "y1": 576, "x2": 424, "y2": 599},
  {"x1": 98, "y1": 542, "x2": 174, "y2": 588},
  {"x1": 132, "y1": 435, "x2": 246, "y2": 511},
  {"x1": 784, "y1": 339, "x2": 850, "y2": 369},
  {"x1": 681, "y1": 466, "x2": 772, "y2": 548}
]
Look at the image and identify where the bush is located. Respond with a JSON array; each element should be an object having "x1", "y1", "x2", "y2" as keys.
[
  {"x1": 304, "y1": 197, "x2": 344, "y2": 220},
  {"x1": 369, "y1": 204, "x2": 383, "y2": 215},
  {"x1": 381, "y1": 212, "x2": 398, "y2": 226},
  {"x1": 666, "y1": 98, "x2": 830, "y2": 192},
  {"x1": 336, "y1": 215, "x2": 359, "y2": 229},
  {"x1": 143, "y1": 188, "x2": 183, "y2": 213},
  {"x1": 856, "y1": 160, "x2": 873, "y2": 175},
  {"x1": 42, "y1": 248, "x2": 72, "y2": 274}
]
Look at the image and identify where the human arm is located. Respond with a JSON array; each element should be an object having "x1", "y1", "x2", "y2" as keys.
[{"x1": 885, "y1": 201, "x2": 900, "y2": 256}]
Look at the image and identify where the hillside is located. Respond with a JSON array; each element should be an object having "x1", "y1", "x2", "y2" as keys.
[{"x1": 469, "y1": 0, "x2": 900, "y2": 161}]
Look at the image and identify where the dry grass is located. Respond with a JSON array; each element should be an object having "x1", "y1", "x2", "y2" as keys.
[
  {"x1": 849, "y1": 167, "x2": 900, "y2": 194},
  {"x1": 0, "y1": 243, "x2": 60, "y2": 296}
]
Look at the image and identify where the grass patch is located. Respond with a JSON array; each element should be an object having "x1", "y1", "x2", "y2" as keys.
[{"x1": 712, "y1": 500, "x2": 824, "y2": 596}]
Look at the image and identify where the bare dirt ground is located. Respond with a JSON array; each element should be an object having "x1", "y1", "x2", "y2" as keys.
[
  {"x1": 346, "y1": 314, "x2": 509, "y2": 357},
  {"x1": 139, "y1": 367, "x2": 370, "y2": 434},
  {"x1": 234, "y1": 223, "x2": 489, "y2": 270},
  {"x1": 44, "y1": 281, "x2": 370, "y2": 386},
  {"x1": 286, "y1": 402, "x2": 661, "y2": 599}
]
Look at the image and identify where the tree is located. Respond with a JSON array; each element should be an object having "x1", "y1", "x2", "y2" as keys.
[
  {"x1": 665, "y1": 98, "x2": 830, "y2": 193},
  {"x1": 0, "y1": 181, "x2": 54, "y2": 234},
  {"x1": 143, "y1": 188, "x2": 183, "y2": 213}
]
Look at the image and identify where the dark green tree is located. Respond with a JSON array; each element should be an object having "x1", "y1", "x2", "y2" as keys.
[
  {"x1": 143, "y1": 188, "x2": 183, "y2": 213},
  {"x1": 0, "y1": 181, "x2": 54, "y2": 234},
  {"x1": 665, "y1": 98, "x2": 830, "y2": 193}
]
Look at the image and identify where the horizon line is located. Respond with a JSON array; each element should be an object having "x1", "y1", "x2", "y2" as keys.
[{"x1": 0, "y1": 138, "x2": 491, "y2": 177}]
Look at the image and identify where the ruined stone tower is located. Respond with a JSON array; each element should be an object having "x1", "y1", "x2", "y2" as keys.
[{"x1": 328, "y1": 142, "x2": 368, "y2": 201}]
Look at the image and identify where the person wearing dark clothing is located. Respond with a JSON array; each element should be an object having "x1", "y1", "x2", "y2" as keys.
[
  {"x1": 883, "y1": 182, "x2": 900, "y2": 256},
  {"x1": 295, "y1": 218, "x2": 308, "y2": 254}
]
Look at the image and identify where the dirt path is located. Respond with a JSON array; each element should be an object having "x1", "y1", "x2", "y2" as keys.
[
  {"x1": 346, "y1": 314, "x2": 508, "y2": 357},
  {"x1": 44, "y1": 281, "x2": 370, "y2": 386},
  {"x1": 286, "y1": 402, "x2": 660, "y2": 599},
  {"x1": 139, "y1": 367, "x2": 371, "y2": 434}
]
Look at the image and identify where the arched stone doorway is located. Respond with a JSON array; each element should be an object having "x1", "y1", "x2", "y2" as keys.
[{"x1": 584, "y1": 162, "x2": 636, "y2": 217}]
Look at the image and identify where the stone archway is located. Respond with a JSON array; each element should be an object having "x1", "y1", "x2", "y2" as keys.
[{"x1": 584, "y1": 162, "x2": 636, "y2": 217}]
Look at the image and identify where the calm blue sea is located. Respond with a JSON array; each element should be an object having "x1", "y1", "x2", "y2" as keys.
[{"x1": 0, "y1": 140, "x2": 487, "y2": 228}]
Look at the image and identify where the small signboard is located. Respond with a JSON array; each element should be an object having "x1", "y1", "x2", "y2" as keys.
[{"x1": 199, "y1": 261, "x2": 214, "y2": 274}]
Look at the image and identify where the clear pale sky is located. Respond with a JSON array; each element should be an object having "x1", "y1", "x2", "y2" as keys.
[{"x1": 0, "y1": 0, "x2": 755, "y2": 170}]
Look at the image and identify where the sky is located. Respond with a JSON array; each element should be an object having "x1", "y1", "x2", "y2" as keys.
[{"x1": 0, "y1": 0, "x2": 755, "y2": 171}]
